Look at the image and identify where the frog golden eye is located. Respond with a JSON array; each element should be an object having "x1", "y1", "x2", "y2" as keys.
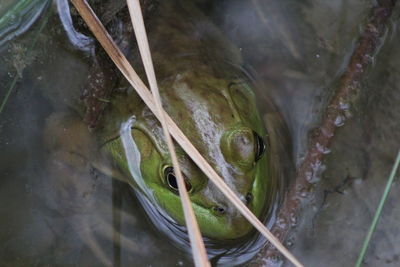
[
  {"x1": 163, "y1": 166, "x2": 192, "y2": 192},
  {"x1": 253, "y1": 131, "x2": 266, "y2": 161}
]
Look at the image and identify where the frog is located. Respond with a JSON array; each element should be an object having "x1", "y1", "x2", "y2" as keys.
[{"x1": 42, "y1": 0, "x2": 280, "y2": 241}]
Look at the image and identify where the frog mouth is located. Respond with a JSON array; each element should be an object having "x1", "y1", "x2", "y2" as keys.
[
  {"x1": 146, "y1": 179, "x2": 263, "y2": 240},
  {"x1": 136, "y1": 193, "x2": 269, "y2": 267}
]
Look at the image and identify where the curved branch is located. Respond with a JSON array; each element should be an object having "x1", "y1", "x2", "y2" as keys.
[{"x1": 250, "y1": 0, "x2": 398, "y2": 265}]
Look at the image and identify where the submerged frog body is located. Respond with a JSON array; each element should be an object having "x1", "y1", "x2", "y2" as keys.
[{"x1": 46, "y1": 0, "x2": 279, "y2": 241}]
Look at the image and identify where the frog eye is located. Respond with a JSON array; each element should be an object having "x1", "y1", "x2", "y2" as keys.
[
  {"x1": 245, "y1": 192, "x2": 253, "y2": 204},
  {"x1": 253, "y1": 131, "x2": 266, "y2": 161},
  {"x1": 163, "y1": 166, "x2": 192, "y2": 192}
]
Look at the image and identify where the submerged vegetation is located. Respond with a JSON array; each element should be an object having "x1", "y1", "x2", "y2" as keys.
[
  {"x1": 0, "y1": 0, "x2": 49, "y2": 47},
  {"x1": 0, "y1": 3, "x2": 49, "y2": 115}
]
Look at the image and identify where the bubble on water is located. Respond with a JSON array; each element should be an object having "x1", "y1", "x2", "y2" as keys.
[
  {"x1": 316, "y1": 142, "x2": 331, "y2": 154},
  {"x1": 364, "y1": 54, "x2": 375, "y2": 65},
  {"x1": 308, "y1": 173, "x2": 320, "y2": 184},
  {"x1": 334, "y1": 115, "x2": 345, "y2": 127},
  {"x1": 305, "y1": 160, "x2": 326, "y2": 184},
  {"x1": 286, "y1": 238, "x2": 294, "y2": 247},
  {"x1": 289, "y1": 212, "x2": 298, "y2": 227},
  {"x1": 305, "y1": 171, "x2": 313, "y2": 182},
  {"x1": 339, "y1": 101, "x2": 349, "y2": 110},
  {"x1": 299, "y1": 189, "x2": 310, "y2": 198},
  {"x1": 276, "y1": 217, "x2": 288, "y2": 230}
]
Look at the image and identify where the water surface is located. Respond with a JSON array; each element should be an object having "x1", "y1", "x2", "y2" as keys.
[{"x1": 0, "y1": 0, "x2": 399, "y2": 266}]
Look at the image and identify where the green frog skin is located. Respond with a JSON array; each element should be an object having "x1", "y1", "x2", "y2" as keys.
[{"x1": 46, "y1": 0, "x2": 276, "y2": 241}]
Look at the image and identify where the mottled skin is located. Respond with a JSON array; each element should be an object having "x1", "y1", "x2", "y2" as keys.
[{"x1": 46, "y1": 0, "x2": 275, "y2": 240}]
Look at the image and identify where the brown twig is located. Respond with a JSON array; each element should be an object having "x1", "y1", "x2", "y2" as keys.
[
  {"x1": 79, "y1": 0, "x2": 157, "y2": 130},
  {"x1": 250, "y1": 0, "x2": 397, "y2": 265}
]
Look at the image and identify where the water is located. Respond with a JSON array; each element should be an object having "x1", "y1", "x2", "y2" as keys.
[
  {"x1": 288, "y1": 11, "x2": 400, "y2": 265},
  {"x1": 0, "y1": 1, "x2": 190, "y2": 266},
  {"x1": 1, "y1": 0, "x2": 399, "y2": 266},
  {"x1": 0, "y1": 0, "x2": 49, "y2": 47}
]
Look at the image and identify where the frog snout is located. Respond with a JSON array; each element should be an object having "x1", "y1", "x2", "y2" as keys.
[
  {"x1": 220, "y1": 127, "x2": 255, "y2": 170},
  {"x1": 211, "y1": 191, "x2": 254, "y2": 218}
]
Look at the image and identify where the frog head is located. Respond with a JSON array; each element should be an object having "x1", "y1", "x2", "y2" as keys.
[{"x1": 103, "y1": 68, "x2": 273, "y2": 240}]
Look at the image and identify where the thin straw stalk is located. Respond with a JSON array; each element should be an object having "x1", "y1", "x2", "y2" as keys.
[
  {"x1": 355, "y1": 150, "x2": 400, "y2": 267},
  {"x1": 126, "y1": 0, "x2": 209, "y2": 266},
  {"x1": 69, "y1": 1, "x2": 302, "y2": 266}
]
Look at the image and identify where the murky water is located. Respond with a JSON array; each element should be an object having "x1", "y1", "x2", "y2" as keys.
[
  {"x1": 289, "y1": 5, "x2": 400, "y2": 264},
  {"x1": 1, "y1": 0, "x2": 399, "y2": 266}
]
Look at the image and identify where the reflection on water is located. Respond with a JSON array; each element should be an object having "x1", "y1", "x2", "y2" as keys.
[
  {"x1": 0, "y1": 0, "x2": 49, "y2": 47},
  {"x1": 1, "y1": 0, "x2": 399, "y2": 266}
]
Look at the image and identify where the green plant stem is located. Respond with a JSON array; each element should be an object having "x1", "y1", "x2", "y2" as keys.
[
  {"x1": 0, "y1": 74, "x2": 19, "y2": 115},
  {"x1": 0, "y1": 5, "x2": 50, "y2": 116},
  {"x1": 355, "y1": 150, "x2": 400, "y2": 267}
]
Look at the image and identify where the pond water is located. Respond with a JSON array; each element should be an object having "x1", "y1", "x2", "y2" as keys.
[{"x1": 0, "y1": 0, "x2": 399, "y2": 266}]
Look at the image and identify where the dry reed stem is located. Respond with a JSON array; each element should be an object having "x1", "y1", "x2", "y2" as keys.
[
  {"x1": 250, "y1": 0, "x2": 397, "y2": 265},
  {"x1": 70, "y1": 0, "x2": 303, "y2": 266},
  {"x1": 126, "y1": 0, "x2": 210, "y2": 266}
]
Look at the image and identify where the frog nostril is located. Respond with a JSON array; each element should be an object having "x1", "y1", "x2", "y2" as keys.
[
  {"x1": 213, "y1": 206, "x2": 226, "y2": 215},
  {"x1": 245, "y1": 192, "x2": 253, "y2": 204}
]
